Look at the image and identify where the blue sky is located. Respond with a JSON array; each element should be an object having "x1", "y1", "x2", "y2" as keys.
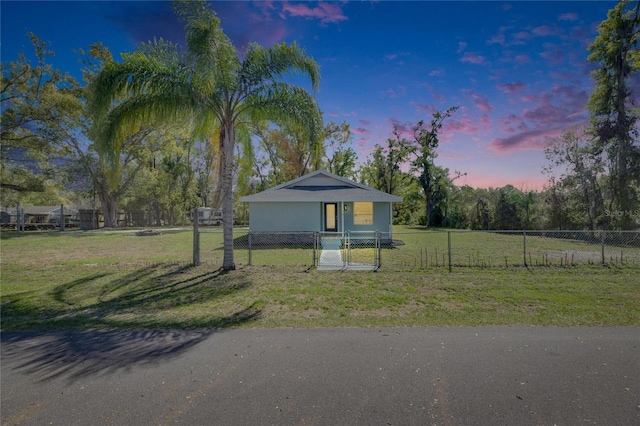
[{"x1": 1, "y1": 1, "x2": 623, "y2": 190}]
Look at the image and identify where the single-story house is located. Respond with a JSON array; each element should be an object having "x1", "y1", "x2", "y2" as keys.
[
  {"x1": 22, "y1": 205, "x2": 78, "y2": 224},
  {"x1": 239, "y1": 170, "x2": 402, "y2": 237},
  {"x1": 1, "y1": 205, "x2": 78, "y2": 230}
]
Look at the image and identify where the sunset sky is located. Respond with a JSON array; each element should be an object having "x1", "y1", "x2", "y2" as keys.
[{"x1": 2, "y1": 1, "x2": 624, "y2": 190}]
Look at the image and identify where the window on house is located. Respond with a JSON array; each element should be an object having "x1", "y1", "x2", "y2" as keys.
[{"x1": 353, "y1": 202, "x2": 373, "y2": 225}]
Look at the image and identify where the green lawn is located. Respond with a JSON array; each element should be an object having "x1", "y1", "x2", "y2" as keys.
[{"x1": 1, "y1": 227, "x2": 639, "y2": 330}]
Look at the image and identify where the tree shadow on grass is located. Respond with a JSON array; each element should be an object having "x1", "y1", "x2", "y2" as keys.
[
  {"x1": 3, "y1": 265, "x2": 261, "y2": 330},
  {"x1": 1, "y1": 265, "x2": 261, "y2": 382}
]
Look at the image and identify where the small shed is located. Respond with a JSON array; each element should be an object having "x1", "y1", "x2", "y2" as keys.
[{"x1": 240, "y1": 170, "x2": 402, "y2": 236}]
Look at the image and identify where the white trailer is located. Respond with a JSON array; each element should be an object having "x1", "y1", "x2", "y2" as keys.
[{"x1": 194, "y1": 207, "x2": 223, "y2": 225}]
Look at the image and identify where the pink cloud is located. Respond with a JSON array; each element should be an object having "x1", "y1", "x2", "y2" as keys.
[
  {"x1": 559, "y1": 12, "x2": 578, "y2": 21},
  {"x1": 514, "y1": 54, "x2": 531, "y2": 65},
  {"x1": 385, "y1": 52, "x2": 410, "y2": 61},
  {"x1": 356, "y1": 139, "x2": 379, "y2": 156},
  {"x1": 498, "y1": 114, "x2": 529, "y2": 134},
  {"x1": 514, "y1": 31, "x2": 531, "y2": 41},
  {"x1": 487, "y1": 26, "x2": 511, "y2": 46},
  {"x1": 523, "y1": 105, "x2": 566, "y2": 123},
  {"x1": 489, "y1": 127, "x2": 564, "y2": 154},
  {"x1": 471, "y1": 93, "x2": 493, "y2": 113},
  {"x1": 281, "y1": 1, "x2": 347, "y2": 24},
  {"x1": 551, "y1": 71, "x2": 574, "y2": 81},
  {"x1": 491, "y1": 83, "x2": 589, "y2": 152},
  {"x1": 540, "y1": 43, "x2": 565, "y2": 64},
  {"x1": 380, "y1": 86, "x2": 406, "y2": 99},
  {"x1": 497, "y1": 82, "x2": 526, "y2": 94},
  {"x1": 353, "y1": 127, "x2": 372, "y2": 135},
  {"x1": 462, "y1": 89, "x2": 493, "y2": 113},
  {"x1": 487, "y1": 32, "x2": 506, "y2": 46},
  {"x1": 410, "y1": 102, "x2": 437, "y2": 115},
  {"x1": 359, "y1": 120, "x2": 371, "y2": 126},
  {"x1": 425, "y1": 84, "x2": 446, "y2": 102},
  {"x1": 207, "y1": 1, "x2": 288, "y2": 48},
  {"x1": 532, "y1": 25, "x2": 553, "y2": 36},
  {"x1": 443, "y1": 115, "x2": 492, "y2": 135},
  {"x1": 250, "y1": 1, "x2": 277, "y2": 21},
  {"x1": 460, "y1": 52, "x2": 486, "y2": 65},
  {"x1": 387, "y1": 118, "x2": 415, "y2": 140}
]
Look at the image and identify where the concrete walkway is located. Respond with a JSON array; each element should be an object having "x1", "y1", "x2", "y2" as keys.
[
  {"x1": 1, "y1": 327, "x2": 638, "y2": 425},
  {"x1": 317, "y1": 241, "x2": 343, "y2": 270},
  {"x1": 317, "y1": 236, "x2": 377, "y2": 271}
]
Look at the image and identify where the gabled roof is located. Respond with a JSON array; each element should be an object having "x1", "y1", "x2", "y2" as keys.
[
  {"x1": 1, "y1": 206, "x2": 78, "y2": 215},
  {"x1": 23, "y1": 206, "x2": 64, "y2": 215},
  {"x1": 240, "y1": 170, "x2": 403, "y2": 203}
]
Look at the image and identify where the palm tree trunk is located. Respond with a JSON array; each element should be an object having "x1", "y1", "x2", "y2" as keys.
[{"x1": 221, "y1": 123, "x2": 236, "y2": 270}]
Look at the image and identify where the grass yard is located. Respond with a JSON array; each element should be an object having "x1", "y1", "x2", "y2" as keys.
[{"x1": 1, "y1": 228, "x2": 639, "y2": 330}]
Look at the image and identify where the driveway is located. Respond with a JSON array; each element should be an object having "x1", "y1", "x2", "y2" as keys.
[{"x1": 1, "y1": 327, "x2": 639, "y2": 425}]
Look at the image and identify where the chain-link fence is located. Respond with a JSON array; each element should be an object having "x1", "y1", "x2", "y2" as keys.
[
  {"x1": 193, "y1": 228, "x2": 640, "y2": 270},
  {"x1": 380, "y1": 230, "x2": 640, "y2": 270}
]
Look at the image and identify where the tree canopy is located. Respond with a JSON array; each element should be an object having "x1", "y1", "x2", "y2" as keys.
[{"x1": 88, "y1": 0, "x2": 323, "y2": 269}]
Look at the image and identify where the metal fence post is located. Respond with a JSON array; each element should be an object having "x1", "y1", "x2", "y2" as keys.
[
  {"x1": 248, "y1": 231, "x2": 252, "y2": 266},
  {"x1": 601, "y1": 230, "x2": 606, "y2": 265},
  {"x1": 345, "y1": 231, "x2": 350, "y2": 267},
  {"x1": 60, "y1": 204, "x2": 65, "y2": 232},
  {"x1": 379, "y1": 231, "x2": 382, "y2": 268},
  {"x1": 447, "y1": 231, "x2": 452, "y2": 273},
  {"x1": 375, "y1": 231, "x2": 381, "y2": 269},
  {"x1": 16, "y1": 202, "x2": 21, "y2": 234},
  {"x1": 192, "y1": 208, "x2": 200, "y2": 266},
  {"x1": 523, "y1": 231, "x2": 527, "y2": 267},
  {"x1": 16, "y1": 202, "x2": 23, "y2": 234}
]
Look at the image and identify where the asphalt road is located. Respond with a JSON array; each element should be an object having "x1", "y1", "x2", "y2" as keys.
[{"x1": 1, "y1": 327, "x2": 639, "y2": 425}]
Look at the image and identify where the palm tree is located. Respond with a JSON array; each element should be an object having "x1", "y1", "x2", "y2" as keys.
[{"x1": 89, "y1": 1, "x2": 322, "y2": 270}]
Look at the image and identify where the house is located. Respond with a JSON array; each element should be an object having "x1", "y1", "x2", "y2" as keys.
[
  {"x1": 22, "y1": 205, "x2": 78, "y2": 226},
  {"x1": 239, "y1": 170, "x2": 402, "y2": 237},
  {"x1": 0, "y1": 208, "x2": 15, "y2": 228}
]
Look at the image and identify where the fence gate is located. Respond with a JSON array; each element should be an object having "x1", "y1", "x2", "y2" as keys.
[{"x1": 315, "y1": 231, "x2": 380, "y2": 271}]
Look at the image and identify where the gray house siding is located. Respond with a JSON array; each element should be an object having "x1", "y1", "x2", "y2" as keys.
[
  {"x1": 249, "y1": 202, "x2": 320, "y2": 232},
  {"x1": 247, "y1": 201, "x2": 393, "y2": 234}
]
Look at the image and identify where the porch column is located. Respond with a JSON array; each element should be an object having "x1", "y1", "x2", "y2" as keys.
[{"x1": 340, "y1": 201, "x2": 345, "y2": 234}]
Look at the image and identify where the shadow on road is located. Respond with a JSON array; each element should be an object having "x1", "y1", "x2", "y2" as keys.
[{"x1": 1, "y1": 327, "x2": 231, "y2": 384}]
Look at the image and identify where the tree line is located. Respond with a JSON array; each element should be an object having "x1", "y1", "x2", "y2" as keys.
[{"x1": 2, "y1": 1, "x2": 639, "y2": 262}]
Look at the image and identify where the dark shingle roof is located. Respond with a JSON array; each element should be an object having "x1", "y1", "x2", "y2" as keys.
[{"x1": 240, "y1": 170, "x2": 403, "y2": 203}]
